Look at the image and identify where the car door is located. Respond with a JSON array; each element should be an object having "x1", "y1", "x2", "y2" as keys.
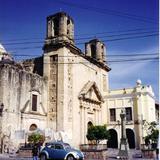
[
  {"x1": 53, "y1": 144, "x2": 67, "y2": 160},
  {"x1": 46, "y1": 144, "x2": 56, "y2": 159}
]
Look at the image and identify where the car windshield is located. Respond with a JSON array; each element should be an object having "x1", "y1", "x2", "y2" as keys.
[{"x1": 63, "y1": 143, "x2": 71, "y2": 150}]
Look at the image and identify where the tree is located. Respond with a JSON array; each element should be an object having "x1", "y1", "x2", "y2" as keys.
[
  {"x1": 86, "y1": 124, "x2": 109, "y2": 144},
  {"x1": 143, "y1": 121, "x2": 159, "y2": 148},
  {"x1": 28, "y1": 133, "x2": 45, "y2": 145}
]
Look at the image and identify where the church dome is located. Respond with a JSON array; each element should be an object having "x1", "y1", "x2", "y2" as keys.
[{"x1": 0, "y1": 43, "x2": 6, "y2": 54}]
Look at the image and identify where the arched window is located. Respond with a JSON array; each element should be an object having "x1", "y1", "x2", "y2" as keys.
[
  {"x1": 107, "y1": 129, "x2": 118, "y2": 148},
  {"x1": 29, "y1": 124, "x2": 37, "y2": 131},
  {"x1": 91, "y1": 44, "x2": 96, "y2": 59},
  {"x1": 54, "y1": 18, "x2": 59, "y2": 36},
  {"x1": 126, "y1": 128, "x2": 135, "y2": 148},
  {"x1": 32, "y1": 94, "x2": 37, "y2": 111},
  {"x1": 87, "y1": 121, "x2": 93, "y2": 129}
]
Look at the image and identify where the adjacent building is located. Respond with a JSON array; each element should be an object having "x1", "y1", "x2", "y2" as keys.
[{"x1": 104, "y1": 80, "x2": 157, "y2": 149}]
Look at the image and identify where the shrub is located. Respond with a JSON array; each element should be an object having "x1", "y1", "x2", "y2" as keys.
[
  {"x1": 28, "y1": 133, "x2": 45, "y2": 145},
  {"x1": 86, "y1": 124, "x2": 109, "y2": 144},
  {"x1": 144, "y1": 121, "x2": 159, "y2": 147}
]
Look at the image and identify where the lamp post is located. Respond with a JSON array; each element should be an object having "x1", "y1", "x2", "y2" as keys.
[{"x1": 117, "y1": 109, "x2": 129, "y2": 159}]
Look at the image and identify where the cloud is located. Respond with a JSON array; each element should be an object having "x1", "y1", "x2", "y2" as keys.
[
  {"x1": 109, "y1": 61, "x2": 148, "y2": 77},
  {"x1": 108, "y1": 47, "x2": 159, "y2": 99}
]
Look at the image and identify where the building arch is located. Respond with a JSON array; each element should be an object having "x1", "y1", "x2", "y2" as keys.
[
  {"x1": 29, "y1": 124, "x2": 37, "y2": 131},
  {"x1": 126, "y1": 128, "x2": 135, "y2": 149},
  {"x1": 87, "y1": 121, "x2": 93, "y2": 129},
  {"x1": 107, "y1": 129, "x2": 118, "y2": 148}
]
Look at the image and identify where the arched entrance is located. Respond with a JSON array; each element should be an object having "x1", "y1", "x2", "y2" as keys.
[
  {"x1": 87, "y1": 121, "x2": 93, "y2": 129},
  {"x1": 107, "y1": 129, "x2": 118, "y2": 148},
  {"x1": 126, "y1": 128, "x2": 135, "y2": 149},
  {"x1": 29, "y1": 124, "x2": 37, "y2": 131}
]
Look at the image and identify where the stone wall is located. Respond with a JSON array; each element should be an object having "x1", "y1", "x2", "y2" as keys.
[
  {"x1": 0, "y1": 63, "x2": 47, "y2": 151},
  {"x1": 83, "y1": 150, "x2": 107, "y2": 160},
  {"x1": 18, "y1": 149, "x2": 32, "y2": 158}
]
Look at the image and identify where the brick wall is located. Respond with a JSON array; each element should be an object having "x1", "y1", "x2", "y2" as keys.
[
  {"x1": 18, "y1": 149, "x2": 32, "y2": 158},
  {"x1": 83, "y1": 150, "x2": 107, "y2": 160}
]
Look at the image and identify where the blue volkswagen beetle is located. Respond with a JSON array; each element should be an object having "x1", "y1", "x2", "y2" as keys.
[{"x1": 39, "y1": 141, "x2": 84, "y2": 160}]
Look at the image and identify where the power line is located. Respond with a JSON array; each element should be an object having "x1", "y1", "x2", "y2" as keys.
[
  {"x1": 75, "y1": 31, "x2": 158, "y2": 41},
  {"x1": 108, "y1": 57, "x2": 158, "y2": 63},
  {"x1": 12, "y1": 52, "x2": 158, "y2": 61},
  {"x1": 3, "y1": 32, "x2": 158, "y2": 48},
  {"x1": 1, "y1": 27, "x2": 157, "y2": 42},
  {"x1": 55, "y1": 0, "x2": 157, "y2": 24},
  {"x1": 108, "y1": 53, "x2": 159, "y2": 57},
  {"x1": 76, "y1": 33, "x2": 158, "y2": 44},
  {"x1": 76, "y1": 28, "x2": 158, "y2": 37},
  {"x1": 13, "y1": 57, "x2": 158, "y2": 64},
  {"x1": 12, "y1": 53, "x2": 158, "y2": 57},
  {"x1": 3, "y1": 30, "x2": 158, "y2": 45}
]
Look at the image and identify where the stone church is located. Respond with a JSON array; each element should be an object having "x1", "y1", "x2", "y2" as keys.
[
  {"x1": 0, "y1": 12, "x2": 111, "y2": 151},
  {"x1": 0, "y1": 12, "x2": 157, "y2": 152}
]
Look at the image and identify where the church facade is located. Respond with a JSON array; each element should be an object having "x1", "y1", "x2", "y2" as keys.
[{"x1": 0, "y1": 12, "x2": 110, "y2": 151}]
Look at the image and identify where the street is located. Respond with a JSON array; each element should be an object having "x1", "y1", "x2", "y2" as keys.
[{"x1": 0, "y1": 149, "x2": 158, "y2": 160}]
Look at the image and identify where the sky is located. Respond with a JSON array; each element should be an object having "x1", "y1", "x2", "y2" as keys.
[{"x1": 0, "y1": 0, "x2": 159, "y2": 99}]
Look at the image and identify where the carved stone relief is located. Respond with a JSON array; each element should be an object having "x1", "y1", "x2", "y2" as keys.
[{"x1": 49, "y1": 55, "x2": 58, "y2": 122}]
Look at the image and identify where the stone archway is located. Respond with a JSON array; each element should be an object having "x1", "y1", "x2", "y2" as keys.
[
  {"x1": 126, "y1": 128, "x2": 135, "y2": 149},
  {"x1": 107, "y1": 129, "x2": 118, "y2": 148},
  {"x1": 87, "y1": 121, "x2": 93, "y2": 129},
  {"x1": 29, "y1": 124, "x2": 37, "y2": 131}
]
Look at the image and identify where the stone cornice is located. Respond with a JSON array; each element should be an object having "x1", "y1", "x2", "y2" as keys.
[
  {"x1": 47, "y1": 12, "x2": 74, "y2": 23},
  {"x1": 43, "y1": 40, "x2": 111, "y2": 72},
  {"x1": 79, "y1": 97, "x2": 102, "y2": 105},
  {"x1": 21, "y1": 111, "x2": 47, "y2": 117},
  {"x1": 104, "y1": 91, "x2": 155, "y2": 99},
  {"x1": 0, "y1": 63, "x2": 44, "y2": 81}
]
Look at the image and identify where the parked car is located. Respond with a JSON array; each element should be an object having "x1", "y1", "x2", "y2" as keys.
[{"x1": 39, "y1": 141, "x2": 84, "y2": 160}]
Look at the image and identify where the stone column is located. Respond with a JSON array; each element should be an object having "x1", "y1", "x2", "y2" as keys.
[
  {"x1": 117, "y1": 109, "x2": 129, "y2": 159},
  {"x1": 80, "y1": 105, "x2": 85, "y2": 144},
  {"x1": 95, "y1": 110, "x2": 97, "y2": 125},
  {"x1": 51, "y1": 20, "x2": 54, "y2": 37},
  {"x1": 85, "y1": 43, "x2": 91, "y2": 57},
  {"x1": 96, "y1": 42, "x2": 102, "y2": 62},
  {"x1": 47, "y1": 19, "x2": 53, "y2": 38},
  {"x1": 84, "y1": 107, "x2": 87, "y2": 144},
  {"x1": 121, "y1": 110, "x2": 126, "y2": 139},
  {"x1": 59, "y1": 16, "x2": 67, "y2": 36},
  {"x1": 103, "y1": 45, "x2": 106, "y2": 62},
  {"x1": 68, "y1": 22, "x2": 74, "y2": 40}
]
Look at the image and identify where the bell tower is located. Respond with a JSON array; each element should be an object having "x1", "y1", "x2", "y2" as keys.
[
  {"x1": 85, "y1": 39, "x2": 106, "y2": 63},
  {"x1": 43, "y1": 12, "x2": 74, "y2": 51},
  {"x1": 43, "y1": 12, "x2": 75, "y2": 131}
]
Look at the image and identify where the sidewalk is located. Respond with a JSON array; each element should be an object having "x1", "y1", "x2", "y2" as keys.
[
  {"x1": 0, "y1": 154, "x2": 32, "y2": 160},
  {"x1": 107, "y1": 149, "x2": 158, "y2": 160}
]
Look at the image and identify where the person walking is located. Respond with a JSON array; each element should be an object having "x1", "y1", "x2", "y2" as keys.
[{"x1": 32, "y1": 144, "x2": 39, "y2": 160}]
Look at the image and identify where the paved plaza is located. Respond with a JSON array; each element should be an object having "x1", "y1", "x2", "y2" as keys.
[{"x1": 0, "y1": 149, "x2": 158, "y2": 160}]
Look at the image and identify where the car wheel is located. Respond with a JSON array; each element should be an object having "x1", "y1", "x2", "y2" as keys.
[
  {"x1": 67, "y1": 155, "x2": 75, "y2": 160},
  {"x1": 40, "y1": 154, "x2": 47, "y2": 160}
]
